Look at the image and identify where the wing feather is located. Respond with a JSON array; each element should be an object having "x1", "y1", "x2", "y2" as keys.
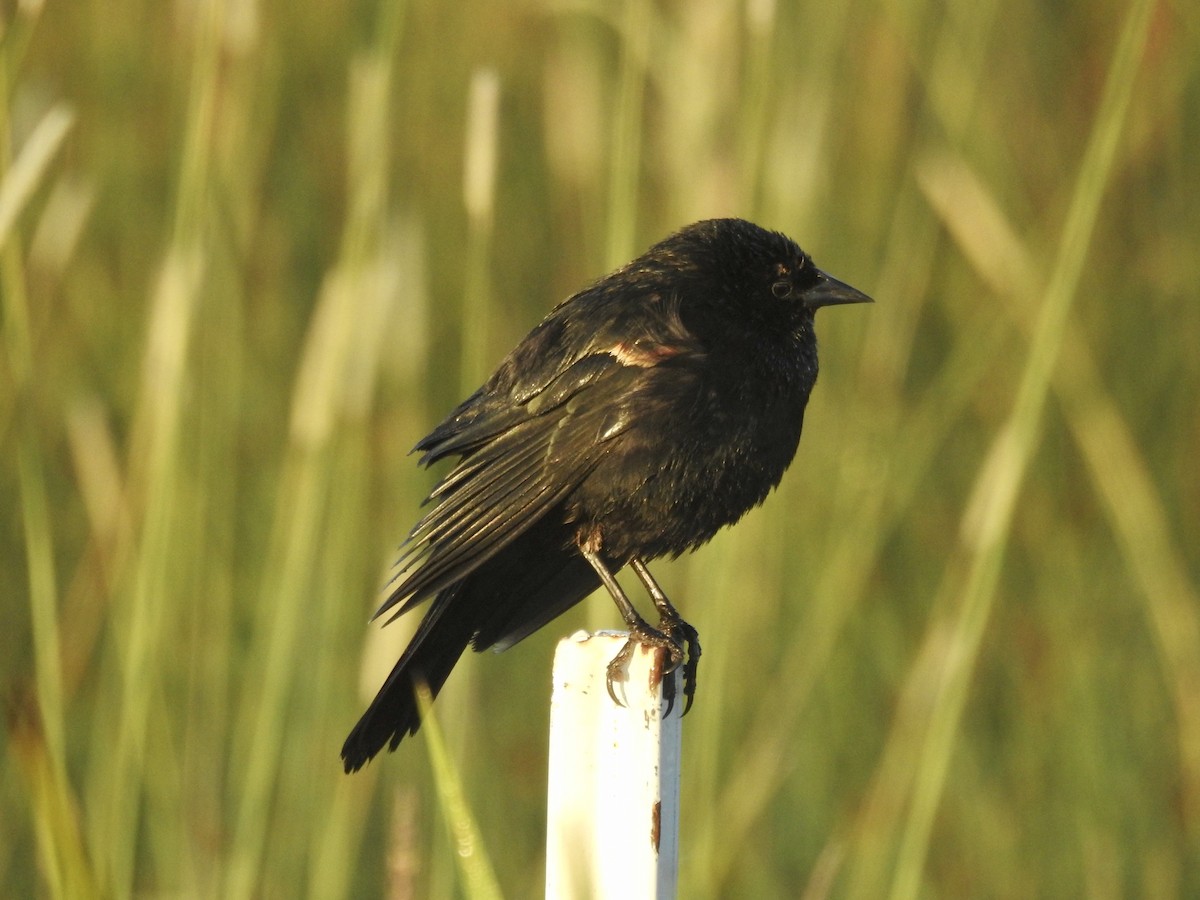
[{"x1": 372, "y1": 356, "x2": 645, "y2": 624}]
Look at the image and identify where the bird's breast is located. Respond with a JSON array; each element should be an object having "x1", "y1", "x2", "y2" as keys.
[{"x1": 568, "y1": 359, "x2": 810, "y2": 561}]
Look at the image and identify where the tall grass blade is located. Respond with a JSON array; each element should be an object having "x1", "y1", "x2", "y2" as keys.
[
  {"x1": 886, "y1": 1, "x2": 1157, "y2": 896},
  {"x1": 416, "y1": 683, "x2": 504, "y2": 900}
]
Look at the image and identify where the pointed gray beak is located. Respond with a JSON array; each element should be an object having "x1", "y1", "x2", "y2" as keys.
[{"x1": 803, "y1": 270, "x2": 874, "y2": 310}]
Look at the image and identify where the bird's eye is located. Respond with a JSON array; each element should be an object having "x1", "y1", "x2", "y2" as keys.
[{"x1": 771, "y1": 280, "x2": 793, "y2": 299}]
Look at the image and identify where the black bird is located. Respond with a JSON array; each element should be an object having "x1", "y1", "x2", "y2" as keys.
[{"x1": 342, "y1": 218, "x2": 870, "y2": 772}]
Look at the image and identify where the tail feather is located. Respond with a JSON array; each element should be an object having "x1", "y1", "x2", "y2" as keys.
[
  {"x1": 341, "y1": 584, "x2": 473, "y2": 772},
  {"x1": 341, "y1": 515, "x2": 601, "y2": 772}
]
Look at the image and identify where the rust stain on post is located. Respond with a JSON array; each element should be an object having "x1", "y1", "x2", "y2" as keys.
[
  {"x1": 651, "y1": 800, "x2": 662, "y2": 852},
  {"x1": 648, "y1": 646, "x2": 665, "y2": 692}
]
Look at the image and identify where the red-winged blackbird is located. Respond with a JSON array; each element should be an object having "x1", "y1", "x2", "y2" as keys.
[{"x1": 342, "y1": 218, "x2": 871, "y2": 772}]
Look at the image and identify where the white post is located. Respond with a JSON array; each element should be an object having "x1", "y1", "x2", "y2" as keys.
[{"x1": 545, "y1": 630, "x2": 682, "y2": 900}]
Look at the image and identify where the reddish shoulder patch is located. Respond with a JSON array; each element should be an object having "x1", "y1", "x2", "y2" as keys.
[{"x1": 608, "y1": 341, "x2": 683, "y2": 367}]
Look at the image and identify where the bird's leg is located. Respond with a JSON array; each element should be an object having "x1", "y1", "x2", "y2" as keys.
[
  {"x1": 578, "y1": 544, "x2": 684, "y2": 708},
  {"x1": 629, "y1": 556, "x2": 701, "y2": 715}
]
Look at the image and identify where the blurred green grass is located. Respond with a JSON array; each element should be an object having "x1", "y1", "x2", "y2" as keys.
[{"x1": 2, "y1": 0, "x2": 1198, "y2": 896}]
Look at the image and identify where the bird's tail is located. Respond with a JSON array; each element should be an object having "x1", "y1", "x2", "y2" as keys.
[
  {"x1": 340, "y1": 585, "x2": 473, "y2": 773},
  {"x1": 341, "y1": 516, "x2": 601, "y2": 772}
]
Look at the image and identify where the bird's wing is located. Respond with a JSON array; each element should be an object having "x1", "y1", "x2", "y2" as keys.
[
  {"x1": 371, "y1": 288, "x2": 704, "y2": 626},
  {"x1": 373, "y1": 354, "x2": 647, "y2": 625},
  {"x1": 414, "y1": 287, "x2": 697, "y2": 465}
]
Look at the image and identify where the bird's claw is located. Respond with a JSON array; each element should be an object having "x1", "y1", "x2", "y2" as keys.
[
  {"x1": 605, "y1": 622, "x2": 682, "y2": 708},
  {"x1": 604, "y1": 616, "x2": 701, "y2": 717},
  {"x1": 658, "y1": 612, "x2": 701, "y2": 717}
]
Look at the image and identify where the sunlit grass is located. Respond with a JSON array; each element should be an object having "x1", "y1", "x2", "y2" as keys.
[{"x1": 2, "y1": 0, "x2": 1197, "y2": 897}]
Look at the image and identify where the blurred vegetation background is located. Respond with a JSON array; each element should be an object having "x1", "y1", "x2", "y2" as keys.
[{"x1": 2, "y1": 0, "x2": 1197, "y2": 896}]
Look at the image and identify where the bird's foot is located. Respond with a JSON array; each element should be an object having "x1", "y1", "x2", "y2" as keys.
[
  {"x1": 605, "y1": 621, "x2": 684, "y2": 708},
  {"x1": 657, "y1": 611, "x2": 701, "y2": 717},
  {"x1": 604, "y1": 616, "x2": 701, "y2": 717}
]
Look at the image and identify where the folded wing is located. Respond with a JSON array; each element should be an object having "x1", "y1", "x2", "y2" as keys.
[{"x1": 373, "y1": 353, "x2": 648, "y2": 625}]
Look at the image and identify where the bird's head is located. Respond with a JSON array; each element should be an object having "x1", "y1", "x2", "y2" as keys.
[{"x1": 642, "y1": 218, "x2": 872, "y2": 340}]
